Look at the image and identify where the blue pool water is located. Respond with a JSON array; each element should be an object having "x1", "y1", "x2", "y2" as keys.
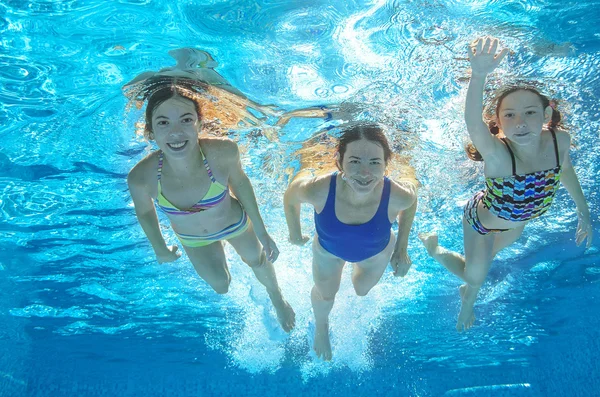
[{"x1": 1, "y1": 0, "x2": 599, "y2": 395}]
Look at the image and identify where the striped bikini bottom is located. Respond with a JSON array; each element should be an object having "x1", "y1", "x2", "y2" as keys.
[{"x1": 174, "y1": 211, "x2": 249, "y2": 247}]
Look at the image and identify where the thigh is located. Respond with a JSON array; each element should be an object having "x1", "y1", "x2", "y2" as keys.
[
  {"x1": 226, "y1": 221, "x2": 264, "y2": 267},
  {"x1": 462, "y1": 217, "x2": 495, "y2": 286},
  {"x1": 353, "y1": 232, "x2": 396, "y2": 289},
  {"x1": 312, "y1": 236, "x2": 345, "y2": 297},
  {"x1": 182, "y1": 241, "x2": 229, "y2": 283},
  {"x1": 492, "y1": 224, "x2": 526, "y2": 256}
]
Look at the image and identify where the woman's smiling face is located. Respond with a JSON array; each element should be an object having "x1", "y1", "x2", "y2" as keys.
[{"x1": 339, "y1": 138, "x2": 386, "y2": 194}]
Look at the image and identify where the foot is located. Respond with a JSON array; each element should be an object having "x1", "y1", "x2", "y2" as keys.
[
  {"x1": 313, "y1": 322, "x2": 332, "y2": 361},
  {"x1": 456, "y1": 284, "x2": 476, "y2": 332},
  {"x1": 269, "y1": 292, "x2": 296, "y2": 333},
  {"x1": 418, "y1": 232, "x2": 439, "y2": 256}
]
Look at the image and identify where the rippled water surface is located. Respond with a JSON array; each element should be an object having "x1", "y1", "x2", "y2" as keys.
[{"x1": 1, "y1": 0, "x2": 599, "y2": 396}]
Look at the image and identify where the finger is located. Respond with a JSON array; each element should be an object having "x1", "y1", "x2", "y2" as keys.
[
  {"x1": 495, "y1": 47, "x2": 509, "y2": 64},
  {"x1": 490, "y1": 38, "x2": 499, "y2": 56},
  {"x1": 482, "y1": 37, "x2": 491, "y2": 54},
  {"x1": 476, "y1": 38, "x2": 483, "y2": 54}
]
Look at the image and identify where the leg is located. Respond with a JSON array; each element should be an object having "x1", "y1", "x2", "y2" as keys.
[
  {"x1": 419, "y1": 218, "x2": 496, "y2": 331},
  {"x1": 182, "y1": 242, "x2": 231, "y2": 294},
  {"x1": 311, "y1": 236, "x2": 345, "y2": 361},
  {"x1": 351, "y1": 233, "x2": 396, "y2": 296},
  {"x1": 227, "y1": 222, "x2": 296, "y2": 332},
  {"x1": 492, "y1": 224, "x2": 526, "y2": 256}
]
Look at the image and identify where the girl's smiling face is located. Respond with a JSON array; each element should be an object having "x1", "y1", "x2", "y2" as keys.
[{"x1": 151, "y1": 96, "x2": 200, "y2": 156}]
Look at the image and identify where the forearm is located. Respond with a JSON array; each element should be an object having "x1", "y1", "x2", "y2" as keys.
[
  {"x1": 561, "y1": 165, "x2": 590, "y2": 216},
  {"x1": 465, "y1": 73, "x2": 487, "y2": 127},
  {"x1": 136, "y1": 209, "x2": 170, "y2": 254},
  {"x1": 230, "y1": 176, "x2": 268, "y2": 234},
  {"x1": 395, "y1": 197, "x2": 417, "y2": 250},
  {"x1": 283, "y1": 197, "x2": 304, "y2": 240}
]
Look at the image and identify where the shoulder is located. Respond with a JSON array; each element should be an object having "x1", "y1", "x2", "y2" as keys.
[
  {"x1": 388, "y1": 178, "x2": 417, "y2": 210},
  {"x1": 127, "y1": 151, "x2": 159, "y2": 187},
  {"x1": 287, "y1": 172, "x2": 333, "y2": 205},
  {"x1": 200, "y1": 137, "x2": 240, "y2": 165},
  {"x1": 553, "y1": 128, "x2": 571, "y2": 150}
]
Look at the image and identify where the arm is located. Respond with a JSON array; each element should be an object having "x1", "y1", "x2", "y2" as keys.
[
  {"x1": 227, "y1": 143, "x2": 280, "y2": 261},
  {"x1": 283, "y1": 177, "x2": 314, "y2": 245},
  {"x1": 390, "y1": 180, "x2": 418, "y2": 277},
  {"x1": 560, "y1": 151, "x2": 593, "y2": 248},
  {"x1": 465, "y1": 37, "x2": 509, "y2": 161},
  {"x1": 127, "y1": 170, "x2": 180, "y2": 263}
]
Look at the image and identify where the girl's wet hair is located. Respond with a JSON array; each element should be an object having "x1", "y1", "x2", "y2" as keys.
[
  {"x1": 466, "y1": 86, "x2": 563, "y2": 161},
  {"x1": 337, "y1": 123, "x2": 392, "y2": 170},
  {"x1": 143, "y1": 78, "x2": 205, "y2": 139}
]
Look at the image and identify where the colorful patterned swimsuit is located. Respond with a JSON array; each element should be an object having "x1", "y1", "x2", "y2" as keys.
[
  {"x1": 464, "y1": 129, "x2": 562, "y2": 235},
  {"x1": 156, "y1": 149, "x2": 249, "y2": 247}
]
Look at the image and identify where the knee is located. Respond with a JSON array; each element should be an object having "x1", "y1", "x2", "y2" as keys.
[
  {"x1": 463, "y1": 271, "x2": 486, "y2": 288},
  {"x1": 209, "y1": 275, "x2": 231, "y2": 295},
  {"x1": 243, "y1": 251, "x2": 266, "y2": 269},
  {"x1": 312, "y1": 285, "x2": 337, "y2": 302},
  {"x1": 354, "y1": 284, "x2": 373, "y2": 297}
]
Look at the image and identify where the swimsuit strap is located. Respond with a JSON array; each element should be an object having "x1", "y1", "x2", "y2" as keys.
[
  {"x1": 501, "y1": 138, "x2": 517, "y2": 175},
  {"x1": 157, "y1": 151, "x2": 164, "y2": 181},
  {"x1": 550, "y1": 127, "x2": 560, "y2": 167},
  {"x1": 199, "y1": 146, "x2": 217, "y2": 183}
]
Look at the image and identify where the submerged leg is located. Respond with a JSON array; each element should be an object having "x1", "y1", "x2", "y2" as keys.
[
  {"x1": 311, "y1": 237, "x2": 345, "y2": 361},
  {"x1": 228, "y1": 223, "x2": 296, "y2": 332}
]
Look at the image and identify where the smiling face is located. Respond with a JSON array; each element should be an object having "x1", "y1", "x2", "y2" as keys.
[
  {"x1": 339, "y1": 138, "x2": 386, "y2": 194},
  {"x1": 497, "y1": 90, "x2": 552, "y2": 145},
  {"x1": 150, "y1": 96, "x2": 200, "y2": 156}
]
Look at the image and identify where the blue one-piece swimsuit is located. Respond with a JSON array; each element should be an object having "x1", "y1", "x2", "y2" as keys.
[{"x1": 314, "y1": 172, "x2": 393, "y2": 263}]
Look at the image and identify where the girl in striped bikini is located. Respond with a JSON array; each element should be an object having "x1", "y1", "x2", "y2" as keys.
[
  {"x1": 127, "y1": 80, "x2": 295, "y2": 332},
  {"x1": 419, "y1": 37, "x2": 593, "y2": 332}
]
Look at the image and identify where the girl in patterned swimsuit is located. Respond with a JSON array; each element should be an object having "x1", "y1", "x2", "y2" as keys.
[
  {"x1": 419, "y1": 37, "x2": 593, "y2": 332},
  {"x1": 127, "y1": 80, "x2": 295, "y2": 332}
]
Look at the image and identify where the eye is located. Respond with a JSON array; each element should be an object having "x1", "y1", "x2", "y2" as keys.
[
  {"x1": 503, "y1": 113, "x2": 514, "y2": 118},
  {"x1": 182, "y1": 117, "x2": 195, "y2": 123},
  {"x1": 349, "y1": 159, "x2": 360, "y2": 164},
  {"x1": 525, "y1": 110, "x2": 537, "y2": 115},
  {"x1": 370, "y1": 161, "x2": 382, "y2": 165},
  {"x1": 156, "y1": 120, "x2": 169, "y2": 126}
]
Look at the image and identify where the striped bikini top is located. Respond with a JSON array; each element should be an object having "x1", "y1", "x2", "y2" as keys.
[
  {"x1": 156, "y1": 150, "x2": 228, "y2": 216},
  {"x1": 482, "y1": 128, "x2": 561, "y2": 222}
]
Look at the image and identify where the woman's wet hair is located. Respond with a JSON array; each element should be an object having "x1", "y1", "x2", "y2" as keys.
[
  {"x1": 337, "y1": 123, "x2": 392, "y2": 170},
  {"x1": 466, "y1": 86, "x2": 563, "y2": 161},
  {"x1": 143, "y1": 79, "x2": 204, "y2": 139}
]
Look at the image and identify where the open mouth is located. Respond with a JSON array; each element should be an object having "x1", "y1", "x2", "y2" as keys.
[{"x1": 167, "y1": 141, "x2": 188, "y2": 151}]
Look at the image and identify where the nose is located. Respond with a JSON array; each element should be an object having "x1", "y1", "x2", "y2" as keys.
[{"x1": 514, "y1": 114, "x2": 526, "y2": 128}]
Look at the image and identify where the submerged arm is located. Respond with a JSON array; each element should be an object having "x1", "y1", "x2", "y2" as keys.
[
  {"x1": 390, "y1": 179, "x2": 419, "y2": 277},
  {"x1": 283, "y1": 177, "x2": 314, "y2": 245},
  {"x1": 227, "y1": 143, "x2": 280, "y2": 261},
  {"x1": 560, "y1": 151, "x2": 593, "y2": 248},
  {"x1": 127, "y1": 170, "x2": 180, "y2": 263}
]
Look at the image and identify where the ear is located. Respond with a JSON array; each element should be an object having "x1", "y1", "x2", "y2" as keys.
[
  {"x1": 148, "y1": 131, "x2": 155, "y2": 140},
  {"x1": 334, "y1": 152, "x2": 342, "y2": 169},
  {"x1": 544, "y1": 106, "x2": 553, "y2": 123}
]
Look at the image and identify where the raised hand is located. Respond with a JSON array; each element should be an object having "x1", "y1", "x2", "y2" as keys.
[{"x1": 468, "y1": 36, "x2": 509, "y2": 76}]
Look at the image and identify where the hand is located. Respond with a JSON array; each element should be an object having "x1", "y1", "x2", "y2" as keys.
[
  {"x1": 468, "y1": 37, "x2": 509, "y2": 76},
  {"x1": 258, "y1": 233, "x2": 280, "y2": 262},
  {"x1": 156, "y1": 245, "x2": 181, "y2": 264},
  {"x1": 575, "y1": 211, "x2": 593, "y2": 249},
  {"x1": 390, "y1": 248, "x2": 412, "y2": 277},
  {"x1": 289, "y1": 235, "x2": 310, "y2": 246}
]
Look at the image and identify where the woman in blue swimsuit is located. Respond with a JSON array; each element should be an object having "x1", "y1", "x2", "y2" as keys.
[
  {"x1": 284, "y1": 124, "x2": 418, "y2": 360},
  {"x1": 419, "y1": 37, "x2": 593, "y2": 332}
]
